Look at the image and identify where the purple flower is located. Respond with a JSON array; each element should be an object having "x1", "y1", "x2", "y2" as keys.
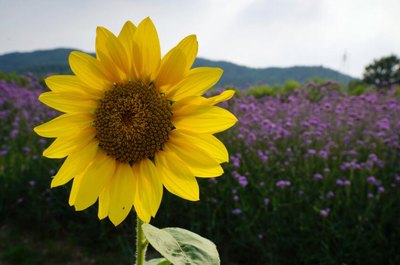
[
  {"x1": 23, "y1": 146, "x2": 31, "y2": 154},
  {"x1": 336, "y1": 179, "x2": 344, "y2": 186},
  {"x1": 230, "y1": 154, "x2": 241, "y2": 168},
  {"x1": 326, "y1": 191, "x2": 335, "y2": 198},
  {"x1": 238, "y1": 176, "x2": 248, "y2": 187},
  {"x1": 208, "y1": 178, "x2": 218, "y2": 184},
  {"x1": 276, "y1": 180, "x2": 291, "y2": 188},
  {"x1": 232, "y1": 208, "x2": 242, "y2": 215},
  {"x1": 320, "y1": 208, "x2": 330, "y2": 217},
  {"x1": 378, "y1": 186, "x2": 385, "y2": 193},
  {"x1": 0, "y1": 149, "x2": 8, "y2": 157},
  {"x1": 307, "y1": 149, "x2": 316, "y2": 155},
  {"x1": 263, "y1": 198, "x2": 270, "y2": 206},
  {"x1": 28, "y1": 180, "x2": 36, "y2": 187},
  {"x1": 368, "y1": 153, "x2": 378, "y2": 162},
  {"x1": 257, "y1": 150, "x2": 268, "y2": 163},
  {"x1": 313, "y1": 173, "x2": 323, "y2": 181},
  {"x1": 233, "y1": 195, "x2": 240, "y2": 202},
  {"x1": 318, "y1": 150, "x2": 329, "y2": 159},
  {"x1": 367, "y1": 176, "x2": 381, "y2": 186},
  {"x1": 336, "y1": 178, "x2": 350, "y2": 186},
  {"x1": 10, "y1": 129, "x2": 18, "y2": 138}
]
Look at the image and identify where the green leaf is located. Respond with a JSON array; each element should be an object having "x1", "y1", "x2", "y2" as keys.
[
  {"x1": 142, "y1": 224, "x2": 220, "y2": 265},
  {"x1": 145, "y1": 258, "x2": 171, "y2": 265}
]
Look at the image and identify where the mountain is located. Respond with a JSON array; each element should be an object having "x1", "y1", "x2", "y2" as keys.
[{"x1": 0, "y1": 48, "x2": 354, "y2": 88}]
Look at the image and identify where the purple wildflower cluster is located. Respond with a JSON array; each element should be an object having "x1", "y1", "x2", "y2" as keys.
[
  {"x1": 219, "y1": 83, "x2": 400, "y2": 217},
  {"x1": 226, "y1": 88, "x2": 400, "y2": 151},
  {"x1": 0, "y1": 75, "x2": 56, "y2": 158}
]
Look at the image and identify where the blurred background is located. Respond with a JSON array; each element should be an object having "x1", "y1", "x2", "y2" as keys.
[{"x1": 0, "y1": 0, "x2": 399, "y2": 264}]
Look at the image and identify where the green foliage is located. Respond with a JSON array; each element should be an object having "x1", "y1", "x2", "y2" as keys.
[
  {"x1": 142, "y1": 224, "x2": 220, "y2": 265},
  {"x1": 246, "y1": 84, "x2": 276, "y2": 98},
  {"x1": 284, "y1": 79, "x2": 300, "y2": 91},
  {"x1": 347, "y1": 80, "x2": 371, "y2": 96},
  {"x1": 363, "y1": 54, "x2": 400, "y2": 88},
  {"x1": 145, "y1": 258, "x2": 171, "y2": 265},
  {"x1": 0, "y1": 72, "x2": 28, "y2": 86}
]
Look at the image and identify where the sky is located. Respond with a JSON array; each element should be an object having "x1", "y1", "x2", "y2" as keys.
[{"x1": 0, "y1": 0, "x2": 399, "y2": 78}]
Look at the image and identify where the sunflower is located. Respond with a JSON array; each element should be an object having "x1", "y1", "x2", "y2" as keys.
[{"x1": 34, "y1": 17, "x2": 237, "y2": 226}]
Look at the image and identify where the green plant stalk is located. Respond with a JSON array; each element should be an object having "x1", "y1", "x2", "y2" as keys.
[{"x1": 135, "y1": 216, "x2": 148, "y2": 265}]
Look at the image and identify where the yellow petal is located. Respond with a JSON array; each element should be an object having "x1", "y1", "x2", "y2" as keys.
[
  {"x1": 118, "y1": 21, "x2": 137, "y2": 79},
  {"x1": 34, "y1": 113, "x2": 94, "y2": 138},
  {"x1": 176, "y1": 34, "x2": 198, "y2": 71},
  {"x1": 133, "y1": 17, "x2": 161, "y2": 81},
  {"x1": 69, "y1": 51, "x2": 110, "y2": 89},
  {"x1": 164, "y1": 133, "x2": 224, "y2": 177},
  {"x1": 156, "y1": 35, "x2": 198, "y2": 89},
  {"x1": 68, "y1": 171, "x2": 84, "y2": 206},
  {"x1": 167, "y1": 67, "x2": 223, "y2": 100},
  {"x1": 96, "y1": 27, "x2": 129, "y2": 82},
  {"x1": 98, "y1": 185, "x2": 111, "y2": 220},
  {"x1": 118, "y1": 21, "x2": 137, "y2": 46},
  {"x1": 205, "y1": 90, "x2": 236, "y2": 105},
  {"x1": 39, "y1": 92, "x2": 98, "y2": 113},
  {"x1": 45, "y1": 75, "x2": 103, "y2": 98},
  {"x1": 155, "y1": 151, "x2": 199, "y2": 201},
  {"x1": 156, "y1": 47, "x2": 187, "y2": 89},
  {"x1": 133, "y1": 193, "x2": 151, "y2": 223},
  {"x1": 43, "y1": 127, "x2": 96, "y2": 158},
  {"x1": 51, "y1": 140, "x2": 99, "y2": 187},
  {"x1": 167, "y1": 90, "x2": 236, "y2": 107},
  {"x1": 133, "y1": 158, "x2": 163, "y2": 218},
  {"x1": 74, "y1": 152, "x2": 116, "y2": 211},
  {"x1": 172, "y1": 105, "x2": 237, "y2": 134},
  {"x1": 109, "y1": 163, "x2": 136, "y2": 226},
  {"x1": 173, "y1": 130, "x2": 228, "y2": 163}
]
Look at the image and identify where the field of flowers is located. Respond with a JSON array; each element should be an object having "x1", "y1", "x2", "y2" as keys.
[{"x1": 1, "y1": 74, "x2": 399, "y2": 265}]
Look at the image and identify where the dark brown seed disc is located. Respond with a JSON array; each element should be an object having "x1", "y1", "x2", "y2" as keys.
[{"x1": 94, "y1": 81, "x2": 173, "y2": 164}]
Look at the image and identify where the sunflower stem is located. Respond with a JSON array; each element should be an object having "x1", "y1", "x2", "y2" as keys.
[{"x1": 135, "y1": 216, "x2": 148, "y2": 265}]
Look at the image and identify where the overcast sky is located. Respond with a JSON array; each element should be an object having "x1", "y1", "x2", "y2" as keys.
[{"x1": 0, "y1": 0, "x2": 399, "y2": 77}]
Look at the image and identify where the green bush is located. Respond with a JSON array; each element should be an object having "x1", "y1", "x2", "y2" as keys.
[{"x1": 246, "y1": 84, "x2": 276, "y2": 98}]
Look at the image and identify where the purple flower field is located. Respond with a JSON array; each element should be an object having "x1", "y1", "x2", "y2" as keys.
[
  {"x1": 223, "y1": 83, "x2": 400, "y2": 200},
  {"x1": 1, "y1": 77, "x2": 399, "y2": 265},
  {"x1": 0, "y1": 75, "x2": 56, "y2": 160}
]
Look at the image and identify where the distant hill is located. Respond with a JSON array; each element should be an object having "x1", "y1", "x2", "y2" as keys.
[{"x1": 0, "y1": 48, "x2": 354, "y2": 88}]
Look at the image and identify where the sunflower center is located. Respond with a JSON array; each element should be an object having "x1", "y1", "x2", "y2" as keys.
[{"x1": 94, "y1": 81, "x2": 173, "y2": 164}]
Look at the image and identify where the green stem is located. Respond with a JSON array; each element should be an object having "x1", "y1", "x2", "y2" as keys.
[{"x1": 135, "y1": 216, "x2": 148, "y2": 265}]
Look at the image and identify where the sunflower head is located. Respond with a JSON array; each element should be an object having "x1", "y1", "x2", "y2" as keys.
[
  {"x1": 34, "y1": 17, "x2": 237, "y2": 226},
  {"x1": 94, "y1": 80, "x2": 173, "y2": 164}
]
